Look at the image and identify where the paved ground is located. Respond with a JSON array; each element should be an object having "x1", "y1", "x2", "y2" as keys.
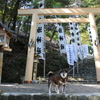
[{"x1": 0, "y1": 82, "x2": 100, "y2": 94}]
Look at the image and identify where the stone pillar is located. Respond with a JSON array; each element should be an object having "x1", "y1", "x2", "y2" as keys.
[
  {"x1": 33, "y1": 62, "x2": 38, "y2": 80},
  {"x1": 0, "y1": 52, "x2": 3, "y2": 83}
]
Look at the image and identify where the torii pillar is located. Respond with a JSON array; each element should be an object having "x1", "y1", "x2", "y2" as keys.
[
  {"x1": 89, "y1": 13, "x2": 100, "y2": 82},
  {"x1": 24, "y1": 14, "x2": 38, "y2": 83}
]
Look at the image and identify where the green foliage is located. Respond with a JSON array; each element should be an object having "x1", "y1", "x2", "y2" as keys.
[
  {"x1": 46, "y1": 51, "x2": 68, "y2": 72},
  {"x1": 79, "y1": 23, "x2": 90, "y2": 45},
  {"x1": 2, "y1": 56, "x2": 26, "y2": 83},
  {"x1": 45, "y1": 0, "x2": 60, "y2": 8},
  {"x1": 80, "y1": 0, "x2": 100, "y2": 43},
  {"x1": 45, "y1": 0, "x2": 70, "y2": 8},
  {"x1": 2, "y1": 40, "x2": 27, "y2": 83},
  {"x1": 21, "y1": 16, "x2": 31, "y2": 33},
  {"x1": 38, "y1": 41, "x2": 69, "y2": 76},
  {"x1": 38, "y1": 50, "x2": 68, "y2": 76},
  {"x1": 45, "y1": 31, "x2": 58, "y2": 41},
  {"x1": 88, "y1": 46, "x2": 93, "y2": 54},
  {"x1": 81, "y1": 0, "x2": 100, "y2": 7}
]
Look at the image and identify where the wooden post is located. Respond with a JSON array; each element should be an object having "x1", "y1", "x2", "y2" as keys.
[
  {"x1": 33, "y1": 62, "x2": 37, "y2": 80},
  {"x1": 0, "y1": 52, "x2": 3, "y2": 83},
  {"x1": 89, "y1": 13, "x2": 100, "y2": 82},
  {"x1": 24, "y1": 13, "x2": 38, "y2": 83}
]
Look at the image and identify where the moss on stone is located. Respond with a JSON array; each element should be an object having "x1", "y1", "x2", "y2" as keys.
[{"x1": 78, "y1": 95, "x2": 88, "y2": 100}]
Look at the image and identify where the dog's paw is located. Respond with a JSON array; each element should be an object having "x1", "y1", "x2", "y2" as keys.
[
  {"x1": 49, "y1": 91, "x2": 51, "y2": 94},
  {"x1": 57, "y1": 91, "x2": 60, "y2": 94}
]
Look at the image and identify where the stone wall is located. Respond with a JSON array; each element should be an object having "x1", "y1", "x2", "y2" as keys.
[{"x1": 1, "y1": 93, "x2": 100, "y2": 100}]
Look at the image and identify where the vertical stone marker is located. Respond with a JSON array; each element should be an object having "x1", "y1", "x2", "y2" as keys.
[{"x1": 0, "y1": 52, "x2": 3, "y2": 83}]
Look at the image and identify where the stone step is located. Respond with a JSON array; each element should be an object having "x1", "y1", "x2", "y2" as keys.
[
  {"x1": 68, "y1": 57, "x2": 96, "y2": 83},
  {"x1": 68, "y1": 77, "x2": 96, "y2": 81},
  {"x1": 1, "y1": 93, "x2": 100, "y2": 100},
  {"x1": 68, "y1": 74, "x2": 97, "y2": 84},
  {"x1": 68, "y1": 80, "x2": 97, "y2": 84}
]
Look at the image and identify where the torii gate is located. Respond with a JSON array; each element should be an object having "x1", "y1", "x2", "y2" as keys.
[{"x1": 18, "y1": 8, "x2": 100, "y2": 83}]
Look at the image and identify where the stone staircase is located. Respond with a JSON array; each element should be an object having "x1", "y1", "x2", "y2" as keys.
[{"x1": 68, "y1": 57, "x2": 97, "y2": 84}]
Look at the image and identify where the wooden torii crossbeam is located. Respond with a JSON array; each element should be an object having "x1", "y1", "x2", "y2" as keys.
[
  {"x1": 18, "y1": 8, "x2": 100, "y2": 83},
  {"x1": 18, "y1": 8, "x2": 100, "y2": 15}
]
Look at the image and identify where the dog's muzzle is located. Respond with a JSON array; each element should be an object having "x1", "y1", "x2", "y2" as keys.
[{"x1": 60, "y1": 73, "x2": 68, "y2": 78}]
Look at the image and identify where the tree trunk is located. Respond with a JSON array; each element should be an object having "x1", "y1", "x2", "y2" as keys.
[
  {"x1": 2, "y1": 0, "x2": 8, "y2": 23},
  {"x1": 50, "y1": 30, "x2": 56, "y2": 41},
  {"x1": 12, "y1": 0, "x2": 20, "y2": 33}
]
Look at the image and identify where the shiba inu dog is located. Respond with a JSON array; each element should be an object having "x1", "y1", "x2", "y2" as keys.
[{"x1": 48, "y1": 69, "x2": 68, "y2": 94}]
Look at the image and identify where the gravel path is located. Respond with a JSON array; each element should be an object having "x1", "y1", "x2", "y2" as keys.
[{"x1": 0, "y1": 83, "x2": 100, "y2": 93}]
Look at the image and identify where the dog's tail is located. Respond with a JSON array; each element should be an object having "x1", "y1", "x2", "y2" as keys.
[{"x1": 47, "y1": 71, "x2": 55, "y2": 77}]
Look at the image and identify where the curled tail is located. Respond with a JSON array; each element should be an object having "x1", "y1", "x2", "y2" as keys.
[{"x1": 47, "y1": 71, "x2": 55, "y2": 77}]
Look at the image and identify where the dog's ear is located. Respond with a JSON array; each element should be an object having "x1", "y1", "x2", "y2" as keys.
[
  {"x1": 59, "y1": 69, "x2": 68, "y2": 72},
  {"x1": 64, "y1": 69, "x2": 68, "y2": 72},
  {"x1": 59, "y1": 69, "x2": 62, "y2": 73},
  {"x1": 58, "y1": 69, "x2": 63, "y2": 74}
]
